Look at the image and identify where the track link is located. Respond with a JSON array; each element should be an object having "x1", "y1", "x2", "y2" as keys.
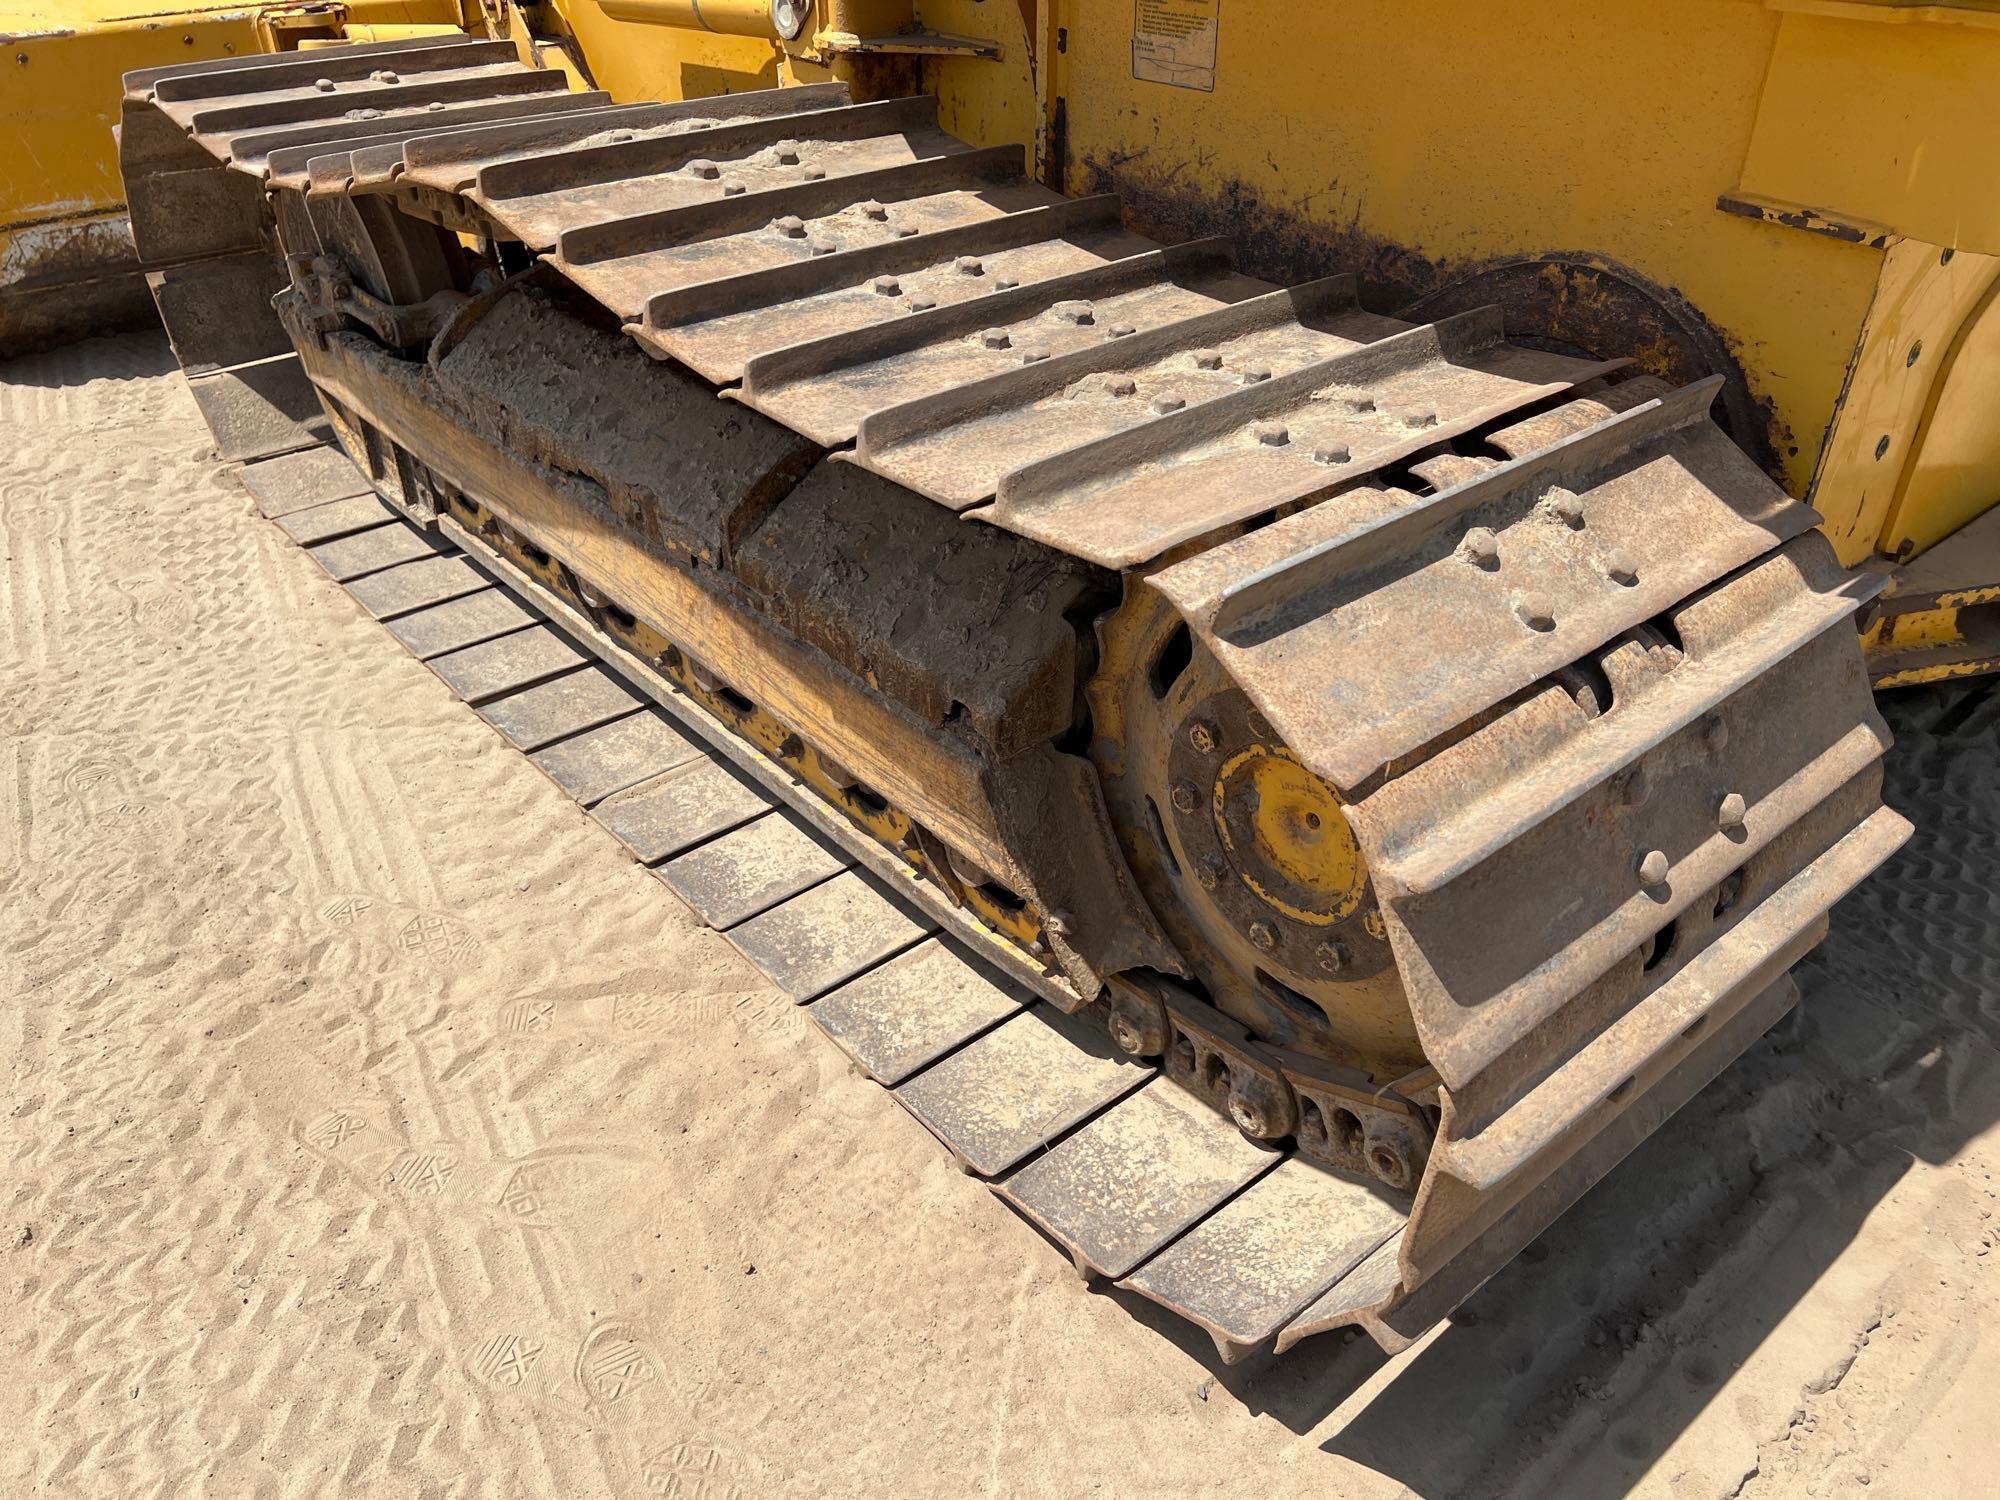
[{"x1": 120, "y1": 39, "x2": 1909, "y2": 1362}]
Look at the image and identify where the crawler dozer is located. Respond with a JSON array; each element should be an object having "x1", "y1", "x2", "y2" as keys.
[{"x1": 68, "y1": 1, "x2": 2000, "y2": 1360}]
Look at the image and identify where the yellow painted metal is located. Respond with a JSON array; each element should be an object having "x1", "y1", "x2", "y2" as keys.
[
  {"x1": 1812, "y1": 243, "x2": 2000, "y2": 563},
  {"x1": 592, "y1": 0, "x2": 793, "y2": 37},
  {"x1": 1738, "y1": 2, "x2": 2000, "y2": 258},
  {"x1": 1213, "y1": 747, "x2": 1367, "y2": 928},
  {"x1": 1880, "y1": 270, "x2": 2000, "y2": 558}
]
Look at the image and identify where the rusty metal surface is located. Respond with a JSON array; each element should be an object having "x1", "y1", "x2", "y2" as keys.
[
  {"x1": 808, "y1": 936, "x2": 1031, "y2": 1085},
  {"x1": 593, "y1": 757, "x2": 774, "y2": 863},
  {"x1": 995, "y1": 1079, "x2": 1279, "y2": 1279},
  {"x1": 125, "y1": 46, "x2": 1912, "y2": 1361},
  {"x1": 426, "y1": 622, "x2": 586, "y2": 703},
  {"x1": 656, "y1": 811, "x2": 852, "y2": 930},
  {"x1": 477, "y1": 667, "x2": 644, "y2": 752},
  {"x1": 307, "y1": 517, "x2": 452, "y2": 584},
  {"x1": 384, "y1": 589, "x2": 541, "y2": 661},
  {"x1": 240, "y1": 445, "x2": 375, "y2": 518},
  {"x1": 1120, "y1": 1157, "x2": 1405, "y2": 1360},
  {"x1": 894, "y1": 1005, "x2": 1150, "y2": 1176},
  {"x1": 274, "y1": 493, "x2": 399, "y2": 547},
  {"x1": 343, "y1": 554, "x2": 491, "y2": 621},
  {"x1": 727, "y1": 869, "x2": 937, "y2": 1001},
  {"x1": 530, "y1": 710, "x2": 705, "y2": 807}
]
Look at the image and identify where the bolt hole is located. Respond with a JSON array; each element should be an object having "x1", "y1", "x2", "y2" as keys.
[
  {"x1": 1331, "y1": 1107, "x2": 1364, "y2": 1155},
  {"x1": 1299, "y1": 1097, "x2": 1326, "y2": 1147},
  {"x1": 603, "y1": 604, "x2": 637, "y2": 634},
  {"x1": 1368, "y1": 1146, "x2": 1400, "y2": 1181},
  {"x1": 1200, "y1": 1051, "x2": 1229, "y2": 1095},
  {"x1": 1641, "y1": 918, "x2": 1679, "y2": 972},
  {"x1": 1874, "y1": 434, "x2": 1892, "y2": 461},
  {"x1": 975, "y1": 880, "x2": 1027, "y2": 914},
  {"x1": 845, "y1": 783, "x2": 889, "y2": 816},
  {"x1": 1712, "y1": 869, "x2": 1743, "y2": 921},
  {"x1": 1907, "y1": 339, "x2": 1924, "y2": 368},
  {"x1": 1149, "y1": 622, "x2": 1193, "y2": 700},
  {"x1": 1170, "y1": 1035, "x2": 1196, "y2": 1076},
  {"x1": 522, "y1": 542, "x2": 552, "y2": 568},
  {"x1": 1304, "y1": 811, "x2": 1321, "y2": 830},
  {"x1": 716, "y1": 684, "x2": 756, "y2": 716}
]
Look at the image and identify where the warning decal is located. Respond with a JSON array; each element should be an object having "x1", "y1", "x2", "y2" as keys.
[{"x1": 1132, "y1": 0, "x2": 1220, "y2": 93}]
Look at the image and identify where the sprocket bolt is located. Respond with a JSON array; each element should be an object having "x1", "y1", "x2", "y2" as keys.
[
  {"x1": 1314, "y1": 938, "x2": 1350, "y2": 975},
  {"x1": 1460, "y1": 527, "x2": 1501, "y2": 570},
  {"x1": 1196, "y1": 854, "x2": 1226, "y2": 890},
  {"x1": 1248, "y1": 921, "x2": 1279, "y2": 952},
  {"x1": 1187, "y1": 721, "x2": 1218, "y2": 753},
  {"x1": 1170, "y1": 781, "x2": 1200, "y2": 815},
  {"x1": 1638, "y1": 849, "x2": 1671, "y2": 886},
  {"x1": 1717, "y1": 791, "x2": 1747, "y2": 829}
]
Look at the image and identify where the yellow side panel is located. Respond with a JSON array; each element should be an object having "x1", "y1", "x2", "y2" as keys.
[
  {"x1": 1738, "y1": 3, "x2": 2000, "y2": 256},
  {"x1": 1045, "y1": 0, "x2": 1883, "y2": 498},
  {"x1": 0, "y1": 13, "x2": 261, "y2": 225},
  {"x1": 1812, "y1": 242, "x2": 2000, "y2": 563},
  {"x1": 923, "y1": 0, "x2": 1036, "y2": 157},
  {"x1": 1881, "y1": 270, "x2": 2000, "y2": 558}
]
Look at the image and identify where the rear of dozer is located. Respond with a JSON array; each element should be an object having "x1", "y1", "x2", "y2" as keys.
[{"x1": 115, "y1": 30, "x2": 1910, "y2": 1362}]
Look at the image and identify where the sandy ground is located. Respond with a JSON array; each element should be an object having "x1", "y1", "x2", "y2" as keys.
[{"x1": 3, "y1": 331, "x2": 1997, "y2": 1499}]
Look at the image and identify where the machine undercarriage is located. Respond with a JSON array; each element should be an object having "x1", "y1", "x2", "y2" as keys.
[{"x1": 119, "y1": 39, "x2": 1909, "y2": 1359}]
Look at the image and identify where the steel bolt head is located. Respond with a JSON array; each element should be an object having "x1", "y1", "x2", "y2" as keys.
[
  {"x1": 1104, "y1": 374, "x2": 1137, "y2": 397},
  {"x1": 1170, "y1": 781, "x2": 1200, "y2": 815},
  {"x1": 1515, "y1": 592, "x2": 1557, "y2": 631},
  {"x1": 722, "y1": 180, "x2": 747, "y2": 196},
  {"x1": 907, "y1": 294, "x2": 937, "y2": 312},
  {"x1": 1192, "y1": 348, "x2": 1223, "y2": 370},
  {"x1": 1403, "y1": 407, "x2": 1438, "y2": 429},
  {"x1": 773, "y1": 215, "x2": 806, "y2": 238},
  {"x1": 872, "y1": 275, "x2": 901, "y2": 296},
  {"x1": 1638, "y1": 848, "x2": 1671, "y2": 886},
  {"x1": 894, "y1": 225, "x2": 918, "y2": 237},
  {"x1": 993, "y1": 276, "x2": 1018, "y2": 290},
  {"x1": 686, "y1": 158, "x2": 720, "y2": 179},
  {"x1": 1187, "y1": 721, "x2": 1218, "y2": 753},
  {"x1": 774, "y1": 139, "x2": 801, "y2": 163},
  {"x1": 808, "y1": 238, "x2": 839, "y2": 256},
  {"x1": 1718, "y1": 791, "x2": 1747, "y2": 829},
  {"x1": 1349, "y1": 394, "x2": 1377, "y2": 413},
  {"x1": 1109, "y1": 1015, "x2": 1145, "y2": 1054},
  {"x1": 1108, "y1": 322, "x2": 1136, "y2": 338},
  {"x1": 1197, "y1": 854, "x2": 1227, "y2": 890},
  {"x1": 802, "y1": 166, "x2": 826, "y2": 181},
  {"x1": 1605, "y1": 548, "x2": 1640, "y2": 586},
  {"x1": 1313, "y1": 442, "x2": 1352, "y2": 465},
  {"x1": 979, "y1": 327, "x2": 1012, "y2": 350},
  {"x1": 1150, "y1": 392, "x2": 1186, "y2": 414},
  {"x1": 372, "y1": 69, "x2": 399, "y2": 84},
  {"x1": 1247, "y1": 921, "x2": 1279, "y2": 952},
  {"x1": 1053, "y1": 300, "x2": 1095, "y2": 325},
  {"x1": 1460, "y1": 526, "x2": 1501, "y2": 569},
  {"x1": 1253, "y1": 420, "x2": 1290, "y2": 446},
  {"x1": 1549, "y1": 487, "x2": 1586, "y2": 528},
  {"x1": 314, "y1": 77, "x2": 335, "y2": 91},
  {"x1": 1242, "y1": 362, "x2": 1273, "y2": 384},
  {"x1": 955, "y1": 255, "x2": 983, "y2": 275},
  {"x1": 860, "y1": 199, "x2": 888, "y2": 219},
  {"x1": 606, "y1": 130, "x2": 635, "y2": 143},
  {"x1": 1019, "y1": 347, "x2": 1050, "y2": 364},
  {"x1": 1314, "y1": 938, "x2": 1350, "y2": 975}
]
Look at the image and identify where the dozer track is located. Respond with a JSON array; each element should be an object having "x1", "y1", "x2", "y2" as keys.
[{"x1": 118, "y1": 38, "x2": 1911, "y2": 1362}]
